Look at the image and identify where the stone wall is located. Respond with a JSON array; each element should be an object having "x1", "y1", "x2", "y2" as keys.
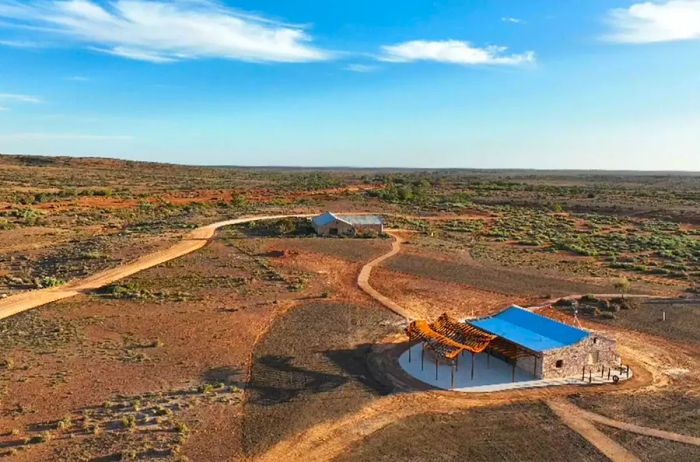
[
  {"x1": 352, "y1": 223, "x2": 383, "y2": 236},
  {"x1": 540, "y1": 334, "x2": 620, "y2": 379},
  {"x1": 313, "y1": 220, "x2": 382, "y2": 237},
  {"x1": 313, "y1": 219, "x2": 356, "y2": 236}
]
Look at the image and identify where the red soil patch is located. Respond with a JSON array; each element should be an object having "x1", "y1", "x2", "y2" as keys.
[{"x1": 370, "y1": 267, "x2": 522, "y2": 320}]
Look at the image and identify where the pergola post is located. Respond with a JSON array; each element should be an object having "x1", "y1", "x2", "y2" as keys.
[
  {"x1": 451, "y1": 363, "x2": 455, "y2": 389},
  {"x1": 408, "y1": 342, "x2": 412, "y2": 362},
  {"x1": 421, "y1": 345, "x2": 424, "y2": 371},
  {"x1": 471, "y1": 352, "x2": 475, "y2": 380},
  {"x1": 435, "y1": 356, "x2": 439, "y2": 381}
]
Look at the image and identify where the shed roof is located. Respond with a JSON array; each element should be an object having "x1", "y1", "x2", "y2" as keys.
[
  {"x1": 468, "y1": 305, "x2": 589, "y2": 352},
  {"x1": 311, "y1": 212, "x2": 383, "y2": 227},
  {"x1": 311, "y1": 211, "x2": 342, "y2": 226},
  {"x1": 337, "y1": 214, "x2": 383, "y2": 226}
]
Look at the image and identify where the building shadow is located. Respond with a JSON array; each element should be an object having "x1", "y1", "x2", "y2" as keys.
[
  {"x1": 245, "y1": 355, "x2": 349, "y2": 405},
  {"x1": 201, "y1": 365, "x2": 244, "y2": 386}
]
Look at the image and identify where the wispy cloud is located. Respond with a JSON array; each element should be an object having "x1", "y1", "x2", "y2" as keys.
[
  {"x1": 379, "y1": 40, "x2": 535, "y2": 66},
  {"x1": 605, "y1": 0, "x2": 700, "y2": 43},
  {"x1": 0, "y1": 38, "x2": 43, "y2": 48},
  {"x1": 0, "y1": 132, "x2": 134, "y2": 141},
  {"x1": 501, "y1": 16, "x2": 524, "y2": 24},
  {"x1": 0, "y1": 93, "x2": 42, "y2": 103},
  {"x1": 0, "y1": 0, "x2": 330, "y2": 63},
  {"x1": 343, "y1": 63, "x2": 378, "y2": 73},
  {"x1": 66, "y1": 75, "x2": 90, "y2": 82}
]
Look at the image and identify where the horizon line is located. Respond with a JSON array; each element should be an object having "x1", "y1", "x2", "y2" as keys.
[{"x1": 1, "y1": 152, "x2": 699, "y2": 175}]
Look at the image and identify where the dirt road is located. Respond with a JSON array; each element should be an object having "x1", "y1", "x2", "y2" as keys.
[
  {"x1": 356, "y1": 230, "x2": 414, "y2": 321},
  {"x1": 0, "y1": 214, "x2": 313, "y2": 321}
]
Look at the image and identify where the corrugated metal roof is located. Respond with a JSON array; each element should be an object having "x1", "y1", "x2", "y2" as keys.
[
  {"x1": 311, "y1": 212, "x2": 383, "y2": 227},
  {"x1": 337, "y1": 215, "x2": 383, "y2": 226},
  {"x1": 311, "y1": 211, "x2": 340, "y2": 226},
  {"x1": 468, "y1": 305, "x2": 589, "y2": 352}
]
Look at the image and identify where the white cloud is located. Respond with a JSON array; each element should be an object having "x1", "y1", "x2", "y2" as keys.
[
  {"x1": 379, "y1": 40, "x2": 535, "y2": 66},
  {"x1": 0, "y1": 39, "x2": 42, "y2": 48},
  {"x1": 343, "y1": 63, "x2": 378, "y2": 73},
  {"x1": 605, "y1": 0, "x2": 700, "y2": 43},
  {"x1": 0, "y1": 0, "x2": 329, "y2": 63},
  {"x1": 66, "y1": 75, "x2": 90, "y2": 82},
  {"x1": 0, "y1": 93, "x2": 41, "y2": 103},
  {"x1": 501, "y1": 16, "x2": 524, "y2": 24}
]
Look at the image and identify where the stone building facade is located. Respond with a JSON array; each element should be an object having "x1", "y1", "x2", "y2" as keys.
[
  {"x1": 470, "y1": 305, "x2": 622, "y2": 381},
  {"x1": 515, "y1": 334, "x2": 620, "y2": 379}
]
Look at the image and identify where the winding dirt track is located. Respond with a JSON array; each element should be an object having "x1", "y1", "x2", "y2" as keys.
[
  {"x1": 356, "y1": 230, "x2": 413, "y2": 320},
  {"x1": 0, "y1": 214, "x2": 313, "y2": 321}
]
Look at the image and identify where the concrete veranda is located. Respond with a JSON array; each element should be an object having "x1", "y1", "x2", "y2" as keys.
[{"x1": 399, "y1": 343, "x2": 632, "y2": 392}]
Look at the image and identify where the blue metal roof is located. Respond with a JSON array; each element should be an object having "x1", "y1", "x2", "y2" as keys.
[{"x1": 468, "y1": 306, "x2": 589, "y2": 352}]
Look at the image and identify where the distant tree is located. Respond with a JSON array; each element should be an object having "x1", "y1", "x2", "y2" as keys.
[
  {"x1": 552, "y1": 202, "x2": 563, "y2": 213},
  {"x1": 613, "y1": 277, "x2": 631, "y2": 299}
]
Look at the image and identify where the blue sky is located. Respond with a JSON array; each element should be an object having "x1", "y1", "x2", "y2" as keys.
[{"x1": 0, "y1": 0, "x2": 699, "y2": 170}]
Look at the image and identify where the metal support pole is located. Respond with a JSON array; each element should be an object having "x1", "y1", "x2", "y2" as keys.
[
  {"x1": 601, "y1": 366, "x2": 604, "y2": 378},
  {"x1": 451, "y1": 364, "x2": 455, "y2": 390},
  {"x1": 421, "y1": 346, "x2": 424, "y2": 371},
  {"x1": 582, "y1": 366, "x2": 586, "y2": 381},
  {"x1": 435, "y1": 357, "x2": 439, "y2": 381},
  {"x1": 589, "y1": 370, "x2": 592, "y2": 383},
  {"x1": 607, "y1": 368, "x2": 611, "y2": 380},
  {"x1": 533, "y1": 356, "x2": 537, "y2": 377},
  {"x1": 471, "y1": 352, "x2": 475, "y2": 380},
  {"x1": 408, "y1": 342, "x2": 411, "y2": 363}
]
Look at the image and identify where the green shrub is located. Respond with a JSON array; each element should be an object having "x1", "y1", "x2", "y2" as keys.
[{"x1": 34, "y1": 276, "x2": 66, "y2": 288}]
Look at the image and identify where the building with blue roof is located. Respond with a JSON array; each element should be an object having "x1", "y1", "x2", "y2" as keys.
[{"x1": 467, "y1": 305, "x2": 620, "y2": 379}]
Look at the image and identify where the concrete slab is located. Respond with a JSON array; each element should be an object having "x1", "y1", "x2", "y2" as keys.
[{"x1": 399, "y1": 344, "x2": 632, "y2": 393}]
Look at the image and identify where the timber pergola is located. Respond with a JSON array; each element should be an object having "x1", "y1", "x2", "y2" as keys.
[{"x1": 405, "y1": 313, "x2": 541, "y2": 388}]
